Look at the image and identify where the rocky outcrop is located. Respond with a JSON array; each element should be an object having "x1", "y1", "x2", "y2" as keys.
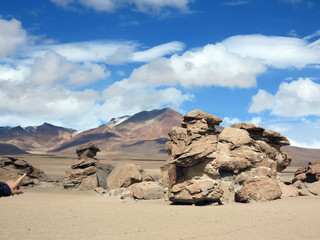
[
  {"x1": 63, "y1": 143, "x2": 114, "y2": 190},
  {"x1": 291, "y1": 161, "x2": 320, "y2": 196},
  {"x1": 160, "y1": 109, "x2": 292, "y2": 204},
  {"x1": 0, "y1": 156, "x2": 51, "y2": 185},
  {"x1": 293, "y1": 160, "x2": 320, "y2": 183}
]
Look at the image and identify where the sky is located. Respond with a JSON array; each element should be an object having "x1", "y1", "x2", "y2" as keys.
[{"x1": 0, "y1": 0, "x2": 320, "y2": 148}]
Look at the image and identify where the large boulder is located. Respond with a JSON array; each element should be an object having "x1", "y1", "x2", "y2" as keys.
[
  {"x1": 160, "y1": 110, "x2": 292, "y2": 204},
  {"x1": 107, "y1": 162, "x2": 154, "y2": 190},
  {"x1": 0, "y1": 156, "x2": 51, "y2": 186}
]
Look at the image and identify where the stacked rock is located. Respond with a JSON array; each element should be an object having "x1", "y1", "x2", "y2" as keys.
[
  {"x1": 160, "y1": 110, "x2": 292, "y2": 204},
  {"x1": 63, "y1": 143, "x2": 114, "y2": 190},
  {"x1": 0, "y1": 156, "x2": 51, "y2": 185}
]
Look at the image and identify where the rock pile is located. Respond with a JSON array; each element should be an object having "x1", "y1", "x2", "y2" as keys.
[
  {"x1": 63, "y1": 143, "x2": 114, "y2": 190},
  {"x1": 0, "y1": 156, "x2": 51, "y2": 185},
  {"x1": 160, "y1": 110, "x2": 292, "y2": 204},
  {"x1": 63, "y1": 143, "x2": 164, "y2": 199},
  {"x1": 292, "y1": 161, "x2": 320, "y2": 196}
]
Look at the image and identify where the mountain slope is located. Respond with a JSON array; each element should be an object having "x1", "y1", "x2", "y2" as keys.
[
  {"x1": 0, "y1": 143, "x2": 29, "y2": 155},
  {"x1": 0, "y1": 123, "x2": 76, "y2": 150},
  {"x1": 50, "y1": 108, "x2": 183, "y2": 154},
  {"x1": 114, "y1": 108, "x2": 183, "y2": 140}
]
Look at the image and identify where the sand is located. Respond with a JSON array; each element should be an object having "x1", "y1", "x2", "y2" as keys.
[
  {"x1": 1, "y1": 154, "x2": 320, "y2": 240},
  {"x1": 1, "y1": 187, "x2": 320, "y2": 240}
]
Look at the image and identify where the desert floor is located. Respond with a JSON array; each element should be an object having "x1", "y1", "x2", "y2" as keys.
[{"x1": 1, "y1": 153, "x2": 320, "y2": 240}]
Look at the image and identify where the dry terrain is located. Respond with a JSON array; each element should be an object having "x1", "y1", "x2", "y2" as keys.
[{"x1": 1, "y1": 152, "x2": 320, "y2": 240}]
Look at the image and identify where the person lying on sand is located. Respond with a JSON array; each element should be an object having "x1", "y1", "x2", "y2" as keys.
[{"x1": 0, "y1": 173, "x2": 26, "y2": 198}]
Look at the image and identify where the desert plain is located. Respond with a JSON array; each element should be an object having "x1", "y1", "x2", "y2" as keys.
[{"x1": 1, "y1": 151, "x2": 320, "y2": 240}]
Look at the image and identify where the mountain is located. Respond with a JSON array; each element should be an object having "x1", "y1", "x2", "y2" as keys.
[
  {"x1": 0, "y1": 143, "x2": 29, "y2": 155},
  {"x1": 50, "y1": 108, "x2": 183, "y2": 154},
  {"x1": 0, "y1": 123, "x2": 76, "y2": 150}
]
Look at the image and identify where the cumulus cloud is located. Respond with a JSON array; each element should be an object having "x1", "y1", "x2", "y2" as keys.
[
  {"x1": 130, "y1": 44, "x2": 266, "y2": 88},
  {"x1": 51, "y1": 0, "x2": 193, "y2": 14},
  {"x1": 0, "y1": 18, "x2": 27, "y2": 57},
  {"x1": 249, "y1": 78, "x2": 320, "y2": 117},
  {"x1": 221, "y1": 34, "x2": 320, "y2": 68},
  {"x1": 29, "y1": 51, "x2": 76, "y2": 85},
  {"x1": 68, "y1": 62, "x2": 110, "y2": 86}
]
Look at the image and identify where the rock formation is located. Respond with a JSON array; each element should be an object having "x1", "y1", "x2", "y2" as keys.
[
  {"x1": 107, "y1": 162, "x2": 154, "y2": 190},
  {"x1": 292, "y1": 161, "x2": 320, "y2": 196},
  {"x1": 63, "y1": 143, "x2": 114, "y2": 190},
  {"x1": 160, "y1": 110, "x2": 292, "y2": 204},
  {"x1": 106, "y1": 162, "x2": 164, "y2": 200},
  {"x1": 0, "y1": 156, "x2": 51, "y2": 185}
]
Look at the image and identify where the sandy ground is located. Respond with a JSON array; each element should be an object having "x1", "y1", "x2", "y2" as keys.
[
  {"x1": 1, "y1": 153, "x2": 320, "y2": 240},
  {"x1": 1, "y1": 187, "x2": 320, "y2": 240}
]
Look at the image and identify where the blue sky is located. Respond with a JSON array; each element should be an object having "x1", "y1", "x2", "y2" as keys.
[{"x1": 0, "y1": 0, "x2": 320, "y2": 148}]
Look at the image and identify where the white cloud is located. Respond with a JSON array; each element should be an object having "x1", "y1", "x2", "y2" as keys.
[
  {"x1": 130, "y1": 44, "x2": 266, "y2": 88},
  {"x1": 249, "y1": 116, "x2": 262, "y2": 125},
  {"x1": 0, "y1": 64, "x2": 30, "y2": 82},
  {"x1": 132, "y1": 41, "x2": 185, "y2": 62},
  {"x1": 30, "y1": 40, "x2": 184, "y2": 65},
  {"x1": 222, "y1": 117, "x2": 240, "y2": 126},
  {"x1": 29, "y1": 51, "x2": 76, "y2": 85},
  {"x1": 101, "y1": 82, "x2": 193, "y2": 118},
  {"x1": 0, "y1": 18, "x2": 27, "y2": 57},
  {"x1": 221, "y1": 34, "x2": 320, "y2": 68},
  {"x1": 68, "y1": 62, "x2": 110, "y2": 86},
  {"x1": 289, "y1": 139, "x2": 320, "y2": 149},
  {"x1": 249, "y1": 78, "x2": 320, "y2": 117},
  {"x1": 51, "y1": 0, "x2": 193, "y2": 14}
]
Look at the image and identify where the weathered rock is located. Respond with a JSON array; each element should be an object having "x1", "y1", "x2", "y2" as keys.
[
  {"x1": 161, "y1": 110, "x2": 292, "y2": 204},
  {"x1": 63, "y1": 143, "x2": 114, "y2": 190},
  {"x1": 235, "y1": 176, "x2": 282, "y2": 203},
  {"x1": 96, "y1": 163, "x2": 114, "y2": 189},
  {"x1": 95, "y1": 187, "x2": 106, "y2": 194},
  {"x1": 169, "y1": 179, "x2": 223, "y2": 203},
  {"x1": 78, "y1": 173, "x2": 98, "y2": 191},
  {"x1": 76, "y1": 143, "x2": 100, "y2": 159},
  {"x1": 130, "y1": 182, "x2": 164, "y2": 200},
  {"x1": 293, "y1": 161, "x2": 320, "y2": 183},
  {"x1": 107, "y1": 162, "x2": 154, "y2": 190},
  {"x1": 278, "y1": 182, "x2": 299, "y2": 198},
  {"x1": 307, "y1": 181, "x2": 320, "y2": 196},
  {"x1": 0, "y1": 156, "x2": 51, "y2": 186},
  {"x1": 184, "y1": 109, "x2": 223, "y2": 125}
]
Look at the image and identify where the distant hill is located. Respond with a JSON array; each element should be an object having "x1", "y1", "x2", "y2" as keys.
[
  {"x1": 0, "y1": 123, "x2": 76, "y2": 150},
  {"x1": 0, "y1": 143, "x2": 29, "y2": 155},
  {"x1": 50, "y1": 108, "x2": 183, "y2": 154},
  {"x1": 281, "y1": 146, "x2": 320, "y2": 167}
]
